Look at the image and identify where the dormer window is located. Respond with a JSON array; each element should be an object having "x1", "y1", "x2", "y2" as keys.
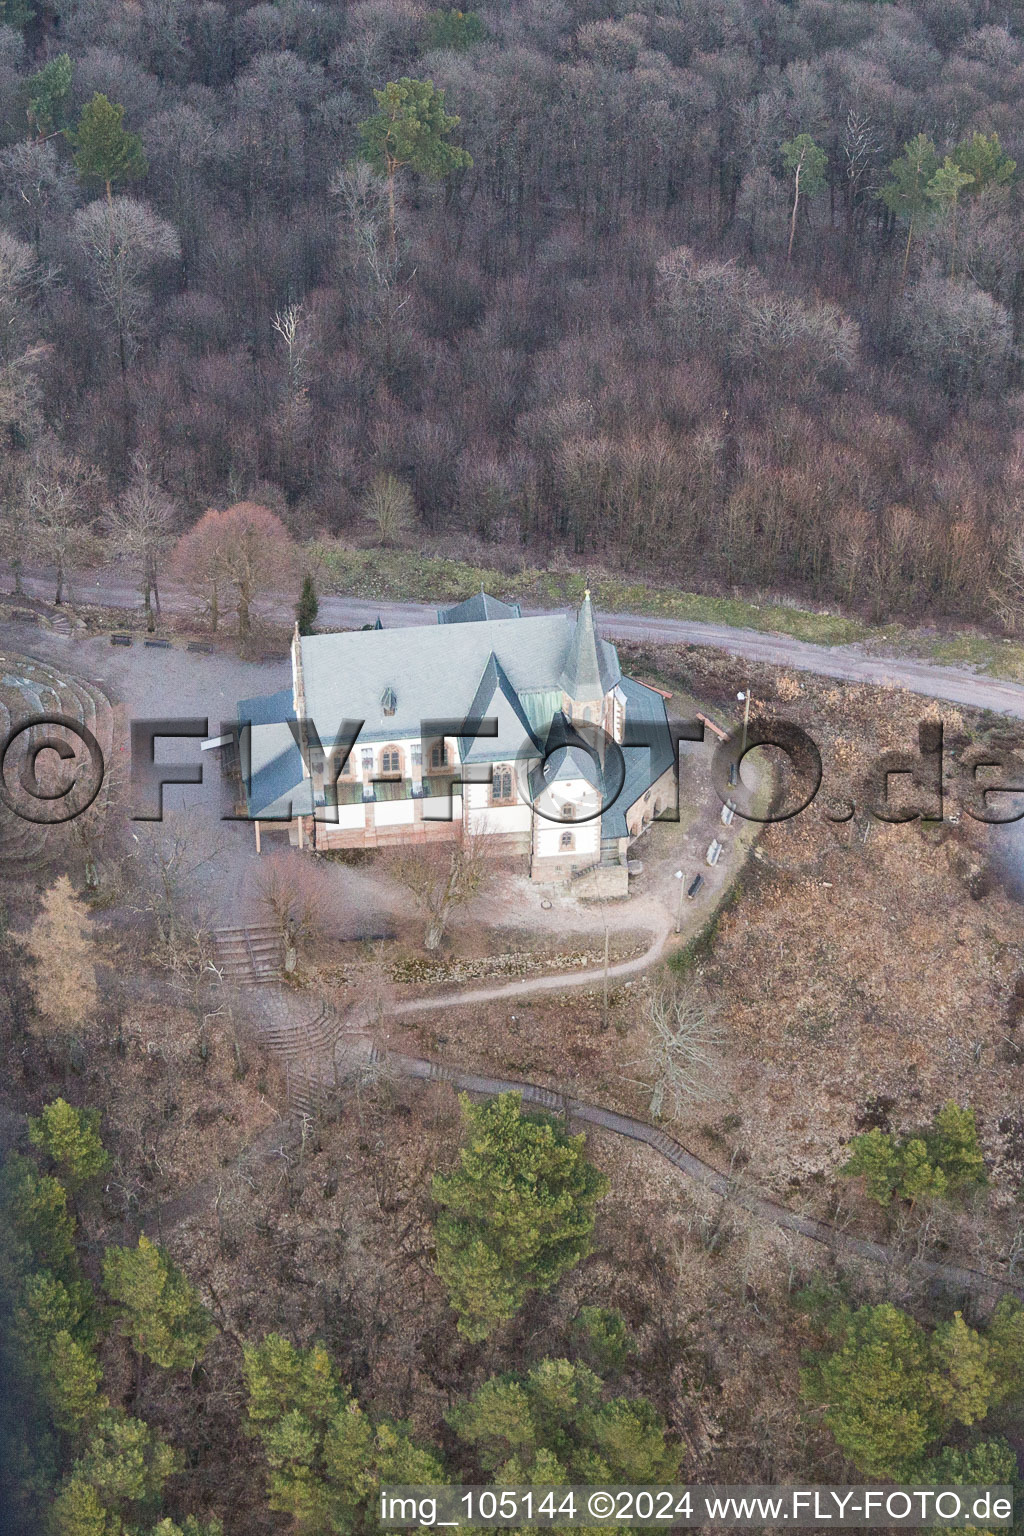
[
  {"x1": 561, "y1": 803, "x2": 576, "y2": 821},
  {"x1": 381, "y1": 686, "x2": 397, "y2": 717}
]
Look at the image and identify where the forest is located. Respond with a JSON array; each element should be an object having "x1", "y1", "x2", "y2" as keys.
[{"x1": 4, "y1": 0, "x2": 1024, "y2": 621}]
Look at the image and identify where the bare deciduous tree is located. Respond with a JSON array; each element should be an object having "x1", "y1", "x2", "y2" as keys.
[
  {"x1": 634, "y1": 982, "x2": 723, "y2": 1120},
  {"x1": 105, "y1": 453, "x2": 177, "y2": 630},
  {"x1": 363, "y1": 471, "x2": 414, "y2": 547},
  {"x1": 384, "y1": 832, "x2": 491, "y2": 951},
  {"x1": 71, "y1": 196, "x2": 180, "y2": 377},
  {"x1": 22, "y1": 446, "x2": 102, "y2": 605},
  {"x1": 171, "y1": 501, "x2": 297, "y2": 635},
  {"x1": 251, "y1": 850, "x2": 335, "y2": 969},
  {"x1": 127, "y1": 815, "x2": 224, "y2": 950},
  {"x1": 990, "y1": 517, "x2": 1024, "y2": 633}
]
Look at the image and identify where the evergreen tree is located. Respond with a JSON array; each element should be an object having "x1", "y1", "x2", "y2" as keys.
[
  {"x1": 359, "y1": 78, "x2": 471, "y2": 254},
  {"x1": 72, "y1": 95, "x2": 148, "y2": 202},
  {"x1": 51, "y1": 1413, "x2": 178, "y2": 1536},
  {"x1": 986, "y1": 1299, "x2": 1024, "y2": 1407},
  {"x1": 923, "y1": 1103, "x2": 987, "y2": 1192},
  {"x1": 296, "y1": 573, "x2": 319, "y2": 635},
  {"x1": 927, "y1": 1312, "x2": 997, "y2": 1430},
  {"x1": 926, "y1": 159, "x2": 974, "y2": 277},
  {"x1": 24, "y1": 54, "x2": 73, "y2": 139},
  {"x1": 0, "y1": 0, "x2": 32, "y2": 32},
  {"x1": 28, "y1": 1100, "x2": 109, "y2": 1193},
  {"x1": 0, "y1": 1153, "x2": 77, "y2": 1280},
  {"x1": 432, "y1": 1094, "x2": 608, "y2": 1341},
  {"x1": 802, "y1": 1304, "x2": 939, "y2": 1477},
  {"x1": 571, "y1": 1306, "x2": 633, "y2": 1376},
  {"x1": 879, "y1": 134, "x2": 940, "y2": 286},
  {"x1": 424, "y1": 9, "x2": 486, "y2": 51},
  {"x1": 952, "y1": 131, "x2": 1016, "y2": 195},
  {"x1": 13, "y1": 1273, "x2": 104, "y2": 1433},
  {"x1": 841, "y1": 1103, "x2": 985, "y2": 1208},
  {"x1": 802, "y1": 1302, "x2": 1015, "y2": 1479},
  {"x1": 449, "y1": 1358, "x2": 681, "y2": 1486},
  {"x1": 102, "y1": 1235, "x2": 212, "y2": 1375},
  {"x1": 243, "y1": 1334, "x2": 444, "y2": 1535},
  {"x1": 780, "y1": 134, "x2": 827, "y2": 262}
]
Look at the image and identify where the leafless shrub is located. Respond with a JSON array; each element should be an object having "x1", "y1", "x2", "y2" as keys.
[{"x1": 634, "y1": 981, "x2": 724, "y2": 1121}]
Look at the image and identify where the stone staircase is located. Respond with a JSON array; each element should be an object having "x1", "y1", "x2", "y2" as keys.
[
  {"x1": 244, "y1": 991, "x2": 349, "y2": 1115},
  {"x1": 211, "y1": 924, "x2": 285, "y2": 986}
]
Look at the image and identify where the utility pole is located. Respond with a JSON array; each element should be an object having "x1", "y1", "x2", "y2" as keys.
[
  {"x1": 673, "y1": 869, "x2": 685, "y2": 933},
  {"x1": 602, "y1": 913, "x2": 610, "y2": 1030},
  {"x1": 737, "y1": 689, "x2": 751, "y2": 756}
]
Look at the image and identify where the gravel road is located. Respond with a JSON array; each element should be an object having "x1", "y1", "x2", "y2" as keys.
[{"x1": 8, "y1": 566, "x2": 1024, "y2": 719}]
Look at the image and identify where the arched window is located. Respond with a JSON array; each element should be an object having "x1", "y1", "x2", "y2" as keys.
[
  {"x1": 381, "y1": 746, "x2": 401, "y2": 776},
  {"x1": 431, "y1": 741, "x2": 448, "y2": 769},
  {"x1": 560, "y1": 831, "x2": 574, "y2": 850},
  {"x1": 492, "y1": 767, "x2": 513, "y2": 803}
]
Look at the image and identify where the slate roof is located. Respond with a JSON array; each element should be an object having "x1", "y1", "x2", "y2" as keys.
[
  {"x1": 544, "y1": 743, "x2": 602, "y2": 787},
  {"x1": 601, "y1": 677, "x2": 677, "y2": 839},
  {"x1": 234, "y1": 605, "x2": 671, "y2": 835},
  {"x1": 237, "y1": 686, "x2": 310, "y2": 820},
  {"x1": 437, "y1": 589, "x2": 523, "y2": 624},
  {"x1": 297, "y1": 614, "x2": 620, "y2": 745},
  {"x1": 458, "y1": 652, "x2": 539, "y2": 763}
]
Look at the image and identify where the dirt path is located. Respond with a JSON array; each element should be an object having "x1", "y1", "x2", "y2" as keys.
[{"x1": 7, "y1": 569, "x2": 1024, "y2": 719}]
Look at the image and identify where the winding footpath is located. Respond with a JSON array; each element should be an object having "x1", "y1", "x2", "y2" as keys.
[
  {"x1": 380, "y1": 1047, "x2": 1023, "y2": 1306},
  {"x1": 141, "y1": 923, "x2": 1024, "y2": 1308},
  {"x1": 18, "y1": 564, "x2": 1011, "y2": 1300}
]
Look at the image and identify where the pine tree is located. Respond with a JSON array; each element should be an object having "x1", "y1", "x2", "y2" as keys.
[
  {"x1": 780, "y1": 133, "x2": 827, "y2": 262},
  {"x1": 102, "y1": 1235, "x2": 212, "y2": 1376},
  {"x1": 927, "y1": 1313, "x2": 997, "y2": 1430},
  {"x1": 952, "y1": 131, "x2": 1016, "y2": 195},
  {"x1": 243, "y1": 1334, "x2": 444, "y2": 1535},
  {"x1": 879, "y1": 134, "x2": 940, "y2": 286},
  {"x1": 24, "y1": 54, "x2": 73, "y2": 138},
  {"x1": 423, "y1": 9, "x2": 486, "y2": 51},
  {"x1": 359, "y1": 78, "x2": 471, "y2": 255},
  {"x1": 986, "y1": 1299, "x2": 1024, "y2": 1406},
  {"x1": 28, "y1": 1100, "x2": 109, "y2": 1193},
  {"x1": 802, "y1": 1304, "x2": 939, "y2": 1478},
  {"x1": 449, "y1": 1358, "x2": 680, "y2": 1484},
  {"x1": 432, "y1": 1094, "x2": 608, "y2": 1340},
  {"x1": 924, "y1": 1102, "x2": 986, "y2": 1192},
  {"x1": 0, "y1": 1153, "x2": 77, "y2": 1280},
  {"x1": 72, "y1": 94, "x2": 148, "y2": 202}
]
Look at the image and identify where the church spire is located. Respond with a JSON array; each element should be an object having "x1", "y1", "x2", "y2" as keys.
[{"x1": 560, "y1": 590, "x2": 616, "y2": 704}]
